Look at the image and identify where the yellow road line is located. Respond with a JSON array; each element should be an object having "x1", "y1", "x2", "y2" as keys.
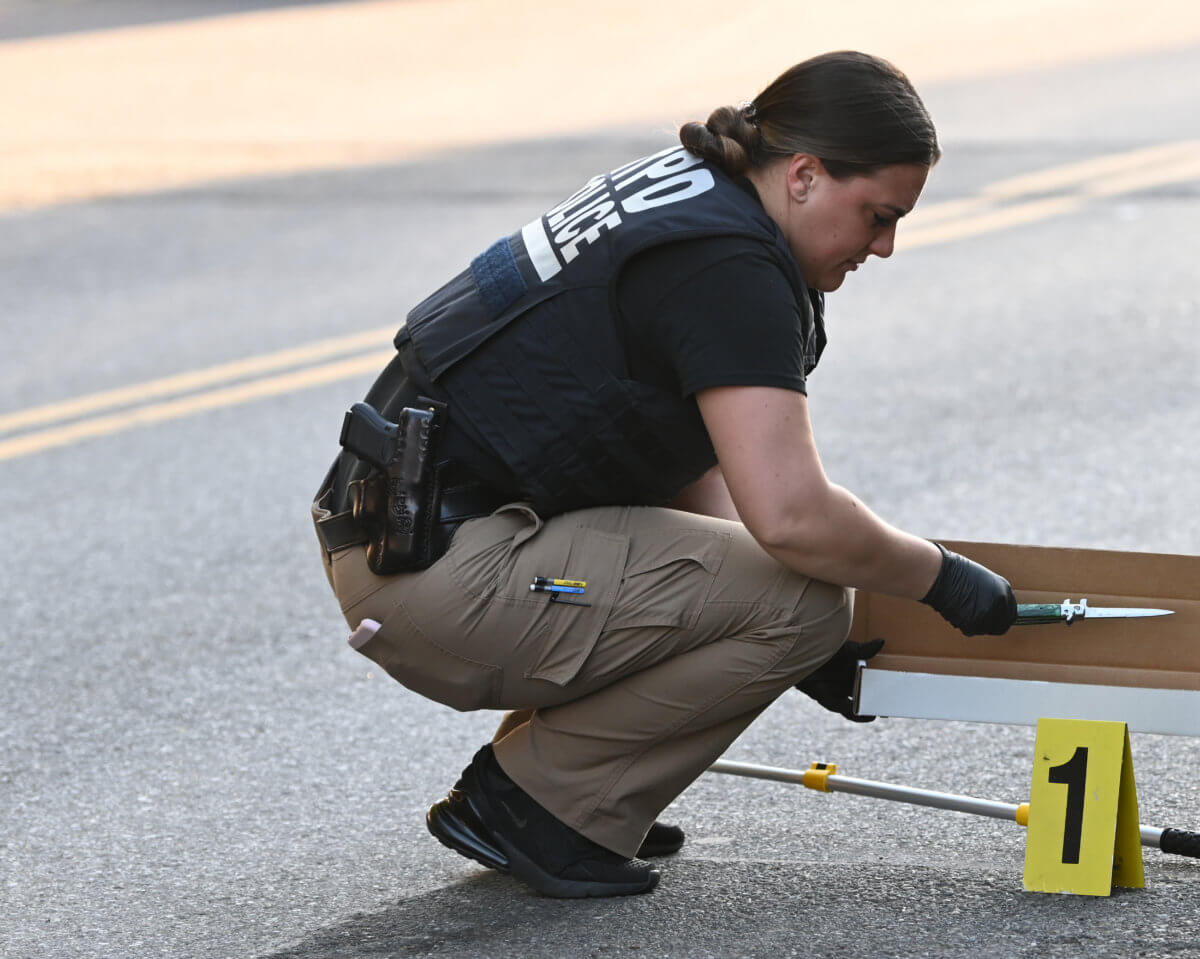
[
  {"x1": 0, "y1": 325, "x2": 395, "y2": 435},
  {"x1": 0, "y1": 351, "x2": 392, "y2": 461},
  {"x1": 982, "y1": 140, "x2": 1200, "y2": 200},
  {"x1": 900, "y1": 195, "x2": 993, "y2": 227},
  {"x1": 902, "y1": 195, "x2": 1086, "y2": 250},
  {"x1": 901, "y1": 139, "x2": 1200, "y2": 251},
  {"x1": 1085, "y1": 153, "x2": 1200, "y2": 197},
  {"x1": 4, "y1": 140, "x2": 1200, "y2": 463}
]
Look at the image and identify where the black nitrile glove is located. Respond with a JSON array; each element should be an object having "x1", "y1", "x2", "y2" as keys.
[
  {"x1": 921, "y1": 543, "x2": 1017, "y2": 636},
  {"x1": 795, "y1": 638, "x2": 885, "y2": 722}
]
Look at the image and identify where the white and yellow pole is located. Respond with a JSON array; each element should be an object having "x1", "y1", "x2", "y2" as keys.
[{"x1": 707, "y1": 759, "x2": 1199, "y2": 857}]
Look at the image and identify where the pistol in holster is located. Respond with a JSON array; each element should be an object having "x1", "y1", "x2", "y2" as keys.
[{"x1": 338, "y1": 397, "x2": 448, "y2": 575}]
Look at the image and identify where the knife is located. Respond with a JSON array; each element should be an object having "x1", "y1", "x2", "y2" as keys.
[{"x1": 1016, "y1": 598, "x2": 1174, "y2": 626}]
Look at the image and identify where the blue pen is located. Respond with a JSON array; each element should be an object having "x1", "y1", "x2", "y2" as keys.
[{"x1": 529, "y1": 583, "x2": 587, "y2": 595}]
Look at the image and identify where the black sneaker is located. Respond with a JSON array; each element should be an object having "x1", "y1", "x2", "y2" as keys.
[
  {"x1": 434, "y1": 744, "x2": 660, "y2": 898},
  {"x1": 637, "y1": 821, "x2": 685, "y2": 857},
  {"x1": 429, "y1": 790, "x2": 683, "y2": 867},
  {"x1": 427, "y1": 782, "x2": 510, "y2": 872}
]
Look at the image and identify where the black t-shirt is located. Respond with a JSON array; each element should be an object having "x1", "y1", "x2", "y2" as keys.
[
  {"x1": 442, "y1": 188, "x2": 819, "y2": 498},
  {"x1": 615, "y1": 234, "x2": 815, "y2": 399},
  {"x1": 614, "y1": 174, "x2": 819, "y2": 400},
  {"x1": 398, "y1": 177, "x2": 820, "y2": 503}
]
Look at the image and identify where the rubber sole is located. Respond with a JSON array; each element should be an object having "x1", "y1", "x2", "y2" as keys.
[
  {"x1": 426, "y1": 799, "x2": 510, "y2": 873},
  {"x1": 495, "y1": 833, "x2": 661, "y2": 899},
  {"x1": 429, "y1": 794, "x2": 660, "y2": 898}
]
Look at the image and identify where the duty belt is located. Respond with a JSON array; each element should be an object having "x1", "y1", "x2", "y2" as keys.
[{"x1": 314, "y1": 458, "x2": 509, "y2": 561}]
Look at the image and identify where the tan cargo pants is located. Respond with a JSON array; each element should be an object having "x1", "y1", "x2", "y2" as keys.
[{"x1": 313, "y1": 500, "x2": 852, "y2": 857}]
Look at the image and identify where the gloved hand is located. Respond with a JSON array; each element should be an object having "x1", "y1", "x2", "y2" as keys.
[
  {"x1": 921, "y1": 543, "x2": 1017, "y2": 636},
  {"x1": 795, "y1": 638, "x2": 885, "y2": 723}
]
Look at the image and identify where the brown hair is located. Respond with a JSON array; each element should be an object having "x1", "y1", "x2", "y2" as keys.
[{"x1": 680, "y1": 51, "x2": 940, "y2": 178}]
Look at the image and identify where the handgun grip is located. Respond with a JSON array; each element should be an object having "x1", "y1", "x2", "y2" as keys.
[{"x1": 340, "y1": 402, "x2": 400, "y2": 468}]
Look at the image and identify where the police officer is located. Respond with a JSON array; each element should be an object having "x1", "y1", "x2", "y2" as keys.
[{"x1": 312, "y1": 50, "x2": 1017, "y2": 899}]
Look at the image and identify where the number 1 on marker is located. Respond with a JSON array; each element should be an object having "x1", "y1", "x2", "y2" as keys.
[{"x1": 1047, "y1": 745, "x2": 1088, "y2": 864}]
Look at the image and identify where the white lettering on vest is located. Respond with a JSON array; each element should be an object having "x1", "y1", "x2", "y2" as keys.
[
  {"x1": 620, "y1": 170, "x2": 715, "y2": 214},
  {"x1": 552, "y1": 192, "x2": 614, "y2": 237},
  {"x1": 554, "y1": 200, "x2": 617, "y2": 244},
  {"x1": 524, "y1": 147, "x2": 716, "y2": 280},
  {"x1": 545, "y1": 176, "x2": 608, "y2": 229},
  {"x1": 608, "y1": 145, "x2": 680, "y2": 184},
  {"x1": 559, "y1": 211, "x2": 623, "y2": 264},
  {"x1": 614, "y1": 148, "x2": 704, "y2": 191}
]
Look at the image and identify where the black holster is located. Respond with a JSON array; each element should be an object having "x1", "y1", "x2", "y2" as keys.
[{"x1": 339, "y1": 398, "x2": 447, "y2": 574}]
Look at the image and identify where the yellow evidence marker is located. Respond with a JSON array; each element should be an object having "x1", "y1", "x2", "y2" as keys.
[{"x1": 1023, "y1": 718, "x2": 1145, "y2": 896}]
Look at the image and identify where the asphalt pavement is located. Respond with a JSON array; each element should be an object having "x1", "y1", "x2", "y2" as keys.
[{"x1": 2, "y1": 18, "x2": 1199, "y2": 959}]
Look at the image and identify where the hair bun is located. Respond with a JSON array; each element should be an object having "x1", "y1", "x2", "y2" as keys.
[
  {"x1": 679, "y1": 105, "x2": 761, "y2": 176},
  {"x1": 679, "y1": 52, "x2": 940, "y2": 179}
]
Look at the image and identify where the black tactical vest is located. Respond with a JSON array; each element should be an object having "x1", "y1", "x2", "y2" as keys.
[{"x1": 402, "y1": 145, "x2": 823, "y2": 517}]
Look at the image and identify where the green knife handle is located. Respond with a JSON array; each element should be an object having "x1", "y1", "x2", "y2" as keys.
[{"x1": 1016, "y1": 603, "x2": 1064, "y2": 625}]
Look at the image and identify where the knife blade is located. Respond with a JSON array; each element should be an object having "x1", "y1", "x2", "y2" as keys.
[{"x1": 1016, "y1": 598, "x2": 1175, "y2": 626}]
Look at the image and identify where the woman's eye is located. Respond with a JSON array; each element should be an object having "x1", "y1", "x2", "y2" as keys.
[{"x1": 873, "y1": 213, "x2": 893, "y2": 227}]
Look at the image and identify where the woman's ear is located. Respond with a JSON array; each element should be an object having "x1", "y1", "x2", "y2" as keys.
[{"x1": 786, "y1": 153, "x2": 822, "y2": 202}]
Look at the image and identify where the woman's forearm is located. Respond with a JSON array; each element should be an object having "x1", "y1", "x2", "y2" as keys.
[
  {"x1": 694, "y1": 385, "x2": 941, "y2": 599},
  {"x1": 756, "y1": 482, "x2": 941, "y2": 599}
]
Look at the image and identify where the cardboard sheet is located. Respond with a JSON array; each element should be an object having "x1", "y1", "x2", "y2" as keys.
[{"x1": 847, "y1": 541, "x2": 1200, "y2": 691}]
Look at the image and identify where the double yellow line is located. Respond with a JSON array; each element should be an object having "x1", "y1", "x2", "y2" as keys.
[
  {"x1": 4, "y1": 139, "x2": 1200, "y2": 462},
  {"x1": 901, "y1": 139, "x2": 1200, "y2": 250},
  {"x1": 0, "y1": 328, "x2": 395, "y2": 461}
]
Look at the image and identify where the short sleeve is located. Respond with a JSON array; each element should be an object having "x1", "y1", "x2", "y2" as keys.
[{"x1": 616, "y1": 236, "x2": 812, "y2": 398}]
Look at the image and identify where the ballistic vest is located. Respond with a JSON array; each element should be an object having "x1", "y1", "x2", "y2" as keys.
[{"x1": 402, "y1": 146, "x2": 824, "y2": 517}]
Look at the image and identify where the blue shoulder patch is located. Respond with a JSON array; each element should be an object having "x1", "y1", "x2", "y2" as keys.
[{"x1": 470, "y1": 238, "x2": 528, "y2": 319}]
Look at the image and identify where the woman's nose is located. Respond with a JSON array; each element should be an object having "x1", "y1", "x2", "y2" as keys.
[{"x1": 869, "y1": 223, "x2": 897, "y2": 259}]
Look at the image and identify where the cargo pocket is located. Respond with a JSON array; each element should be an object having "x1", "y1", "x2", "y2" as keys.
[
  {"x1": 446, "y1": 502, "x2": 544, "y2": 600},
  {"x1": 605, "y1": 527, "x2": 729, "y2": 631},
  {"x1": 508, "y1": 524, "x2": 630, "y2": 687},
  {"x1": 350, "y1": 604, "x2": 501, "y2": 712}
]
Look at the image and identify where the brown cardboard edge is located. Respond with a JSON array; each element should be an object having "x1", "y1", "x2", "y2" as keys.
[{"x1": 848, "y1": 540, "x2": 1200, "y2": 685}]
